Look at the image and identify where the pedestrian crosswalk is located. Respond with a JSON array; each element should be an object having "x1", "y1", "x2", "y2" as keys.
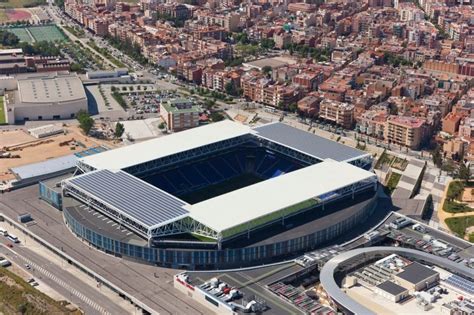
[{"x1": 17, "y1": 255, "x2": 110, "y2": 315}]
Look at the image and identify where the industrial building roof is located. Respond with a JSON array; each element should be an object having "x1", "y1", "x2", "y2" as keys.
[
  {"x1": 254, "y1": 122, "x2": 368, "y2": 162},
  {"x1": 187, "y1": 160, "x2": 376, "y2": 233},
  {"x1": 80, "y1": 120, "x2": 252, "y2": 170},
  {"x1": 17, "y1": 73, "x2": 86, "y2": 105},
  {"x1": 376, "y1": 281, "x2": 408, "y2": 296},
  {"x1": 66, "y1": 169, "x2": 189, "y2": 230},
  {"x1": 10, "y1": 155, "x2": 78, "y2": 180},
  {"x1": 395, "y1": 262, "x2": 439, "y2": 284}
]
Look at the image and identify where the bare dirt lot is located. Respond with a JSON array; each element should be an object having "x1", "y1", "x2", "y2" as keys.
[{"x1": 0, "y1": 125, "x2": 119, "y2": 181}]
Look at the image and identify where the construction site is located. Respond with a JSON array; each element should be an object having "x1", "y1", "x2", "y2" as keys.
[{"x1": 0, "y1": 124, "x2": 119, "y2": 187}]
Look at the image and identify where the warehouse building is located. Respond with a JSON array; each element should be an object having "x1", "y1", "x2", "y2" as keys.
[{"x1": 4, "y1": 72, "x2": 88, "y2": 124}]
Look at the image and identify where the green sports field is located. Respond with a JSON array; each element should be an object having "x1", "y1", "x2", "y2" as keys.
[
  {"x1": 8, "y1": 26, "x2": 32, "y2": 42},
  {"x1": 28, "y1": 25, "x2": 65, "y2": 42},
  {"x1": 179, "y1": 173, "x2": 264, "y2": 204},
  {"x1": 5, "y1": 25, "x2": 66, "y2": 43}
]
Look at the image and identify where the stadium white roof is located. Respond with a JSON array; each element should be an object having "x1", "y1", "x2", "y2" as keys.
[
  {"x1": 81, "y1": 121, "x2": 369, "y2": 171},
  {"x1": 254, "y1": 122, "x2": 368, "y2": 162},
  {"x1": 186, "y1": 160, "x2": 376, "y2": 233},
  {"x1": 80, "y1": 120, "x2": 252, "y2": 170},
  {"x1": 66, "y1": 169, "x2": 189, "y2": 230}
]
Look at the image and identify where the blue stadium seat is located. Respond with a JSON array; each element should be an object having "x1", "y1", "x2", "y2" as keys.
[
  {"x1": 197, "y1": 162, "x2": 224, "y2": 184},
  {"x1": 139, "y1": 144, "x2": 309, "y2": 197},
  {"x1": 180, "y1": 164, "x2": 207, "y2": 187}
]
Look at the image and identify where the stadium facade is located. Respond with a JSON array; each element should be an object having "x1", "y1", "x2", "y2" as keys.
[{"x1": 60, "y1": 121, "x2": 379, "y2": 268}]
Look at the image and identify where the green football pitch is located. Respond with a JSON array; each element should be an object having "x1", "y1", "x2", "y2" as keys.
[{"x1": 179, "y1": 173, "x2": 264, "y2": 204}]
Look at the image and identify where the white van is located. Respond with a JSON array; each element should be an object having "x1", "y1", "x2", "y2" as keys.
[
  {"x1": 0, "y1": 228, "x2": 7, "y2": 236},
  {"x1": 7, "y1": 234, "x2": 19, "y2": 243}
]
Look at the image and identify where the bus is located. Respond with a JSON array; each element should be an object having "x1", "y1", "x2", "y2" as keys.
[{"x1": 7, "y1": 234, "x2": 19, "y2": 243}]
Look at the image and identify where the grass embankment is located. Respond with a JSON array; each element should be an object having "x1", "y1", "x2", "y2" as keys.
[
  {"x1": 385, "y1": 172, "x2": 401, "y2": 195},
  {"x1": 445, "y1": 216, "x2": 474, "y2": 239},
  {"x1": 111, "y1": 90, "x2": 127, "y2": 109},
  {"x1": 0, "y1": 96, "x2": 6, "y2": 124},
  {"x1": 0, "y1": 266, "x2": 80, "y2": 314},
  {"x1": 63, "y1": 25, "x2": 84, "y2": 38},
  {"x1": 443, "y1": 181, "x2": 474, "y2": 214}
]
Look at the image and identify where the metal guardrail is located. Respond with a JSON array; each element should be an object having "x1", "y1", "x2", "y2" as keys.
[{"x1": 0, "y1": 213, "x2": 157, "y2": 315}]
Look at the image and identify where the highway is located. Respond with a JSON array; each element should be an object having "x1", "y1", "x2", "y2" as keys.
[{"x1": 0, "y1": 236, "x2": 130, "y2": 314}]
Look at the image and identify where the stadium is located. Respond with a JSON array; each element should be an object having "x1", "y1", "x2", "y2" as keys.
[{"x1": 60, "y1": 121, "x2": 379, "y2": 268}]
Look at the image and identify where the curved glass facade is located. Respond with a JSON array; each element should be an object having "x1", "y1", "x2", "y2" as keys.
[{"x1": 64, "y1": 196, "x2": 376, "y2": 269}]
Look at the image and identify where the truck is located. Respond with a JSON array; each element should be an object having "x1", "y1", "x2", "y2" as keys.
[
  {"x1": 364, "y1": 231, "x2": 381, "y2": 241},
  {"x1": 390, "y1": 217, "x2": 412, "y2": 230}
]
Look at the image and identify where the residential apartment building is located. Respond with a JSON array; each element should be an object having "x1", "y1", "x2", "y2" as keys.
[
  {"x1": 357, "y1": 109, "x2": 389, "y2": 139},
  {"x1": 319, "y1": 100, "x2": 355, "y2": 129},
  {"x1": 292, "y1": 71, "x2": 324, "y2": 91},
  {"x1": 385, "y1": 116, "x2": 427, "y2": 149},
  {"x1": 241, "y1": 74, "x2": 299, "y2": 108},
  {"x1": 160, "y1": 98, "x2": 200, "y2": 132},
  {"x1": 442, "y1": 112, "x2": 462, "y2": 134},
  {"x1": 195, "y1": 12, "x2": 240, "y2": 32}
]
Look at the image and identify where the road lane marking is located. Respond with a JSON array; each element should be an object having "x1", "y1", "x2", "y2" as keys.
[{"x1": 2, "y1": 246, "x2": 110, "y2": 315}]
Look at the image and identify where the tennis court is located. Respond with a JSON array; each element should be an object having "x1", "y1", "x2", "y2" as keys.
[
  {"x1": 8, "y1": 27, "x2": 33, "y2": 42},
  {"x1": 28, "y1": 25, "x2": 65, "y2": 42},
  {"x1": 4, "y1": 24, "x2": 65, "y2": 43}
]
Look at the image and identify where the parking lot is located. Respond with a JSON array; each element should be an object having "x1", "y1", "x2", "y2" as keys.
[
  {"x1": 382, "y1": 214, "x2": 474, "y2": 267},
  {"x1": 188, "y1": 263, "x2": 305, "y2": 315}
]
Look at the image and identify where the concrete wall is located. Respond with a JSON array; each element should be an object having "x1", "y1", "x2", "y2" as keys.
[
  {"x1": 394, "y1": 273, "x2": 439, "y2": 292},
  {"x1": 12, "y1": 99, "x2": 87, "y2": 122}
]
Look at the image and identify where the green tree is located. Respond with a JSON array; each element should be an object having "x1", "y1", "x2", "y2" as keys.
[
  {"x1": 459, "y1": 163, "x2": 471, "y2": 183},
  {"x1": 70, "y1": 63, "x2": 83, "y2": 73},
  {"x1": 432, "y1": 145, "x2": 443, "y2": 168},
  {"x1": 260, "y1": 38, "x2": 275, "y2": 50},
  {"x1": 114, "y1": 122, "x2": 125, "y2": 139},
  {"x1": 76, "y1": 110, "x2": 94, "y2": 135},
  {"x1": 262, "y1": 66, "x2": 272, "y2": 76},
  {"x1": 288, "y1": 103, "x2": 297, "y2": 113},
  {"x1": 442, "y1": 159, "x2": 456, "y2": 175},
  {"x1": 210, "y1": 111, "x2": 225, "y2": 122},
  {"x1": 234, "y1": 32, "x2": 249, "y2": 44},
  {"x1": 225, "y1": 82, "x2": 236, "y2": 96},
  {"x1": 0, "y1": 30, "x2": 19, "y2": 46}
]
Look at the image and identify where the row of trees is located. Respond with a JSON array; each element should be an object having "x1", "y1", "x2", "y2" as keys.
[
  {"x1": 286, "y1": 43, "x2": 331, "y2": 62},
  {"x1": 155, "y1": 12, "x2": 186, "y2": 28},
  {"x1": 106, "y1": 35, "x2": 148, "y2": 65},
  {"x1": 0, "y1": 30, "x2": 19, "y2": 46},
  {"x1": 432, "y1": 144, "x2": 470, "y2": 182}
]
